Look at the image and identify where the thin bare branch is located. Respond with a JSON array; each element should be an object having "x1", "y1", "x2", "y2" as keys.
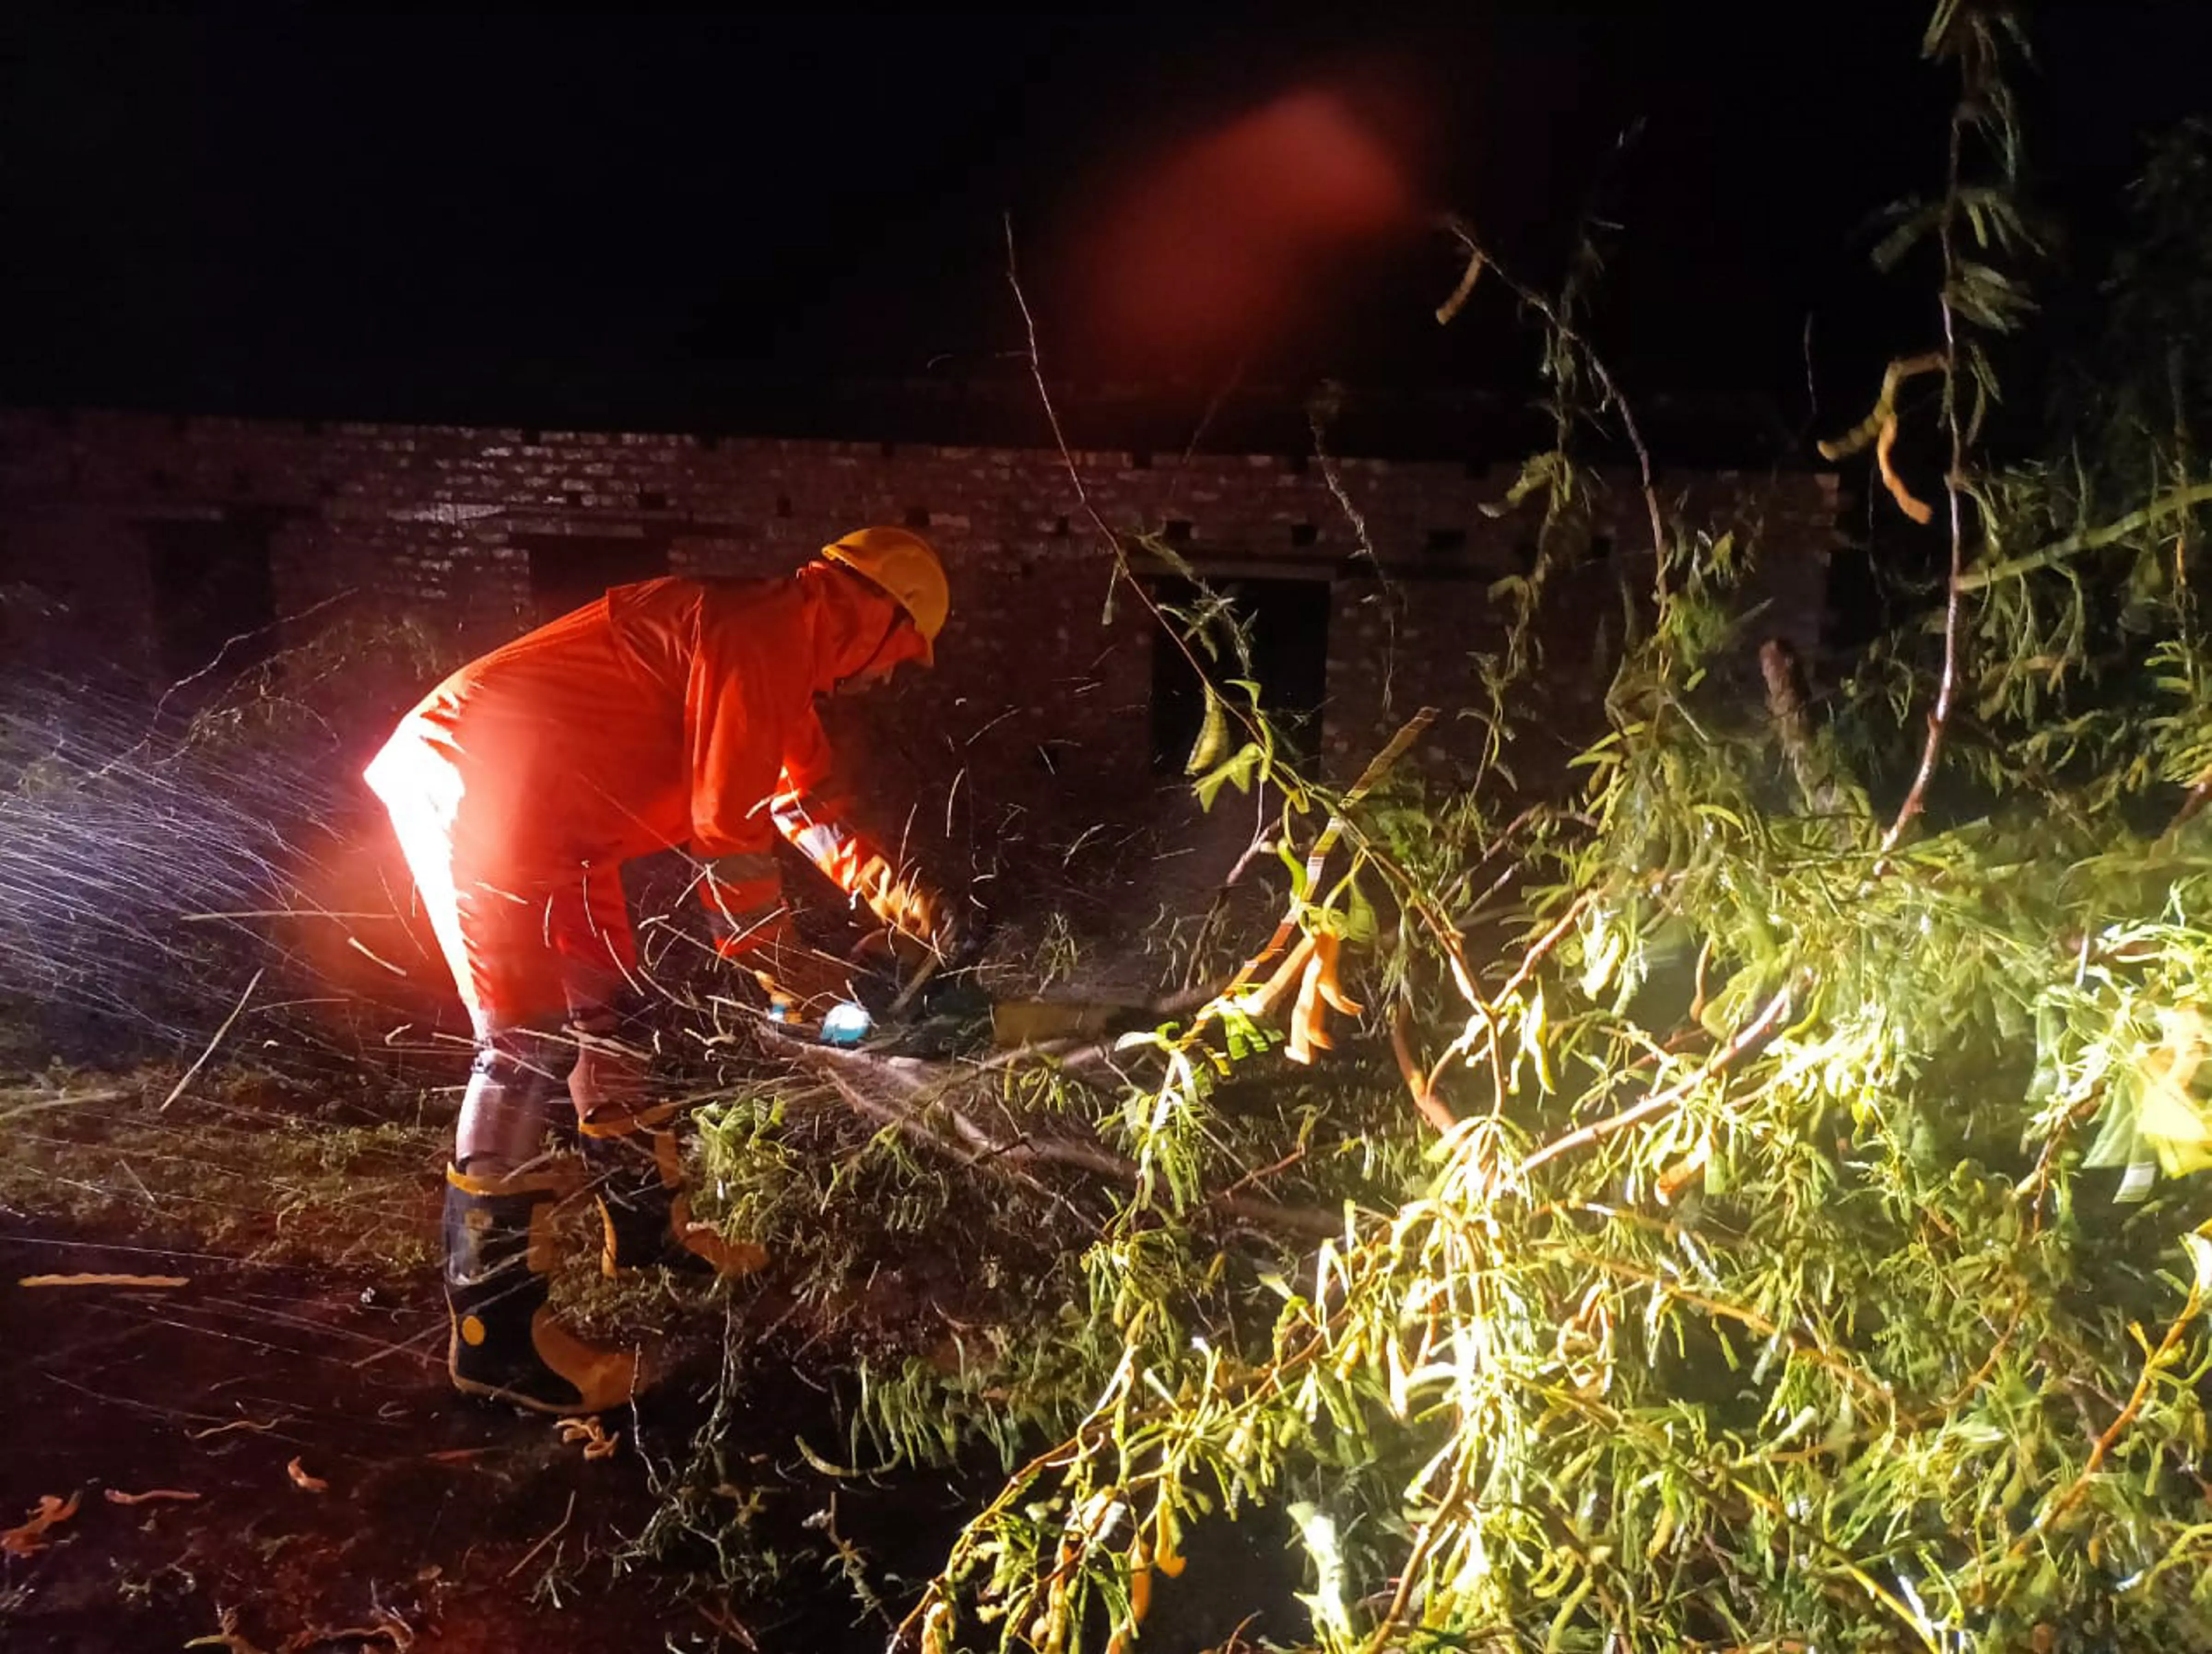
[{"x1": 1518, "y1": 984, "x2": 1795, "y2": 1177}]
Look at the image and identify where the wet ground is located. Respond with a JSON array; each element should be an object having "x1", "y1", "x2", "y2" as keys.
[
  {"x1": 0, "y1": 988, "x2": 1309, "y2": 1654},
  {"x1": 0, "y1": 1219, "x2": 1298, "y2": 1654},
  {"x1": 0, "y1": 1220, "x2": 976, "y2": 1654}
]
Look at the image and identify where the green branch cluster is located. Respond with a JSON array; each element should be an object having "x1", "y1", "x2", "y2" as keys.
[{"x1": 632, "y1": 10, "x2": 2212, "y2": 1649}]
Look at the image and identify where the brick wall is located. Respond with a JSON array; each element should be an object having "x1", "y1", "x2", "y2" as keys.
[{"x1": 0, "y1": 408, "x2": 1838, "y2": 935}]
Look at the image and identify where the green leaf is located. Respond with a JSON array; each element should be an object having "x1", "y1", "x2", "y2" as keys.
[
  {"x1": 1343, "y1": 877, "x2": 1380, "y2": 947},
  {"x1": 2185, "y1": 1231, "x2": 2212, "y2": 1296},
  {"x1": 1185, "y1": 681, "x2": 1230, "y2": 777},
  {"x1": 1193, "y1": 741, "x2": 1264, "y2": 811}
]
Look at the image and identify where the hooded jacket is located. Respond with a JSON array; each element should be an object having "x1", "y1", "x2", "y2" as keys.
[{"x1": 365, "y1": 565, "x2": 930, "y2": 968}]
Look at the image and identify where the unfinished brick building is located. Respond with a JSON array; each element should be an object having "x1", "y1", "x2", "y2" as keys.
[{"x1": 0, "y1": 394, "x2": 1838, "y2": 979}]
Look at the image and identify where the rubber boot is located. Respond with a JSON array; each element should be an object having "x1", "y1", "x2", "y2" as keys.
[
  {"x1": 443, "y1": 1163, "x2": 643, "y2": 1415},
  {"x1": 578, "y1": 1107, "x2": 769, "y2": 1280}
]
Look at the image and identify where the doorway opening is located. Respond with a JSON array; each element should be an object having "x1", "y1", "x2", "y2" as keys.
[{"x1": 1147, "y1": 575, "x2": 1331, "y2": 773}]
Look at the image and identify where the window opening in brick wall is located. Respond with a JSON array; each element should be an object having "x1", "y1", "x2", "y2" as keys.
[
  {"x1": 144, "y1": 512, "x2": 279, "y2": 692},
  {"x1": 1146, "y1": 575, "x2": 1331, "y2": 773},
  {"x1": 1424, "y1": 526, "x2": 1467, "y2": 555},
  {"x1": 1289, "y1": 521, "x2": 1318, "y2": 548},
  {"x1": 519, "y1": 534, "x2": 669, "y2": 624}
]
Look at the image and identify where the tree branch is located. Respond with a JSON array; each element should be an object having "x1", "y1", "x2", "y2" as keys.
[
  {"x1": 1438, "y1": 215, "x2": 1670, "y2": 604},
  {"x1": 1875, "y1": 98, "x2": 1974, "y2": 864},
  {"x1": 2008, "y1": 1251, "x2": 2209, "y2": 1559},
  {"x1": 787, "y1": 1043, "x2": 1343, "y2": 1241},
  {"x1": 1518, "y1": 983, "x2": 1795, "y2": 1178},
  {"x1": 1390, "y1": 1001, "x2": 1458, "y2": 1134},
  {"x1": 1952, "y1": 480, "x2": 2212, "y2": 592}
]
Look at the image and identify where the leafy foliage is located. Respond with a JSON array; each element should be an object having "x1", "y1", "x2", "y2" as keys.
[
  {"x1": 12, "y1": 7, "x2": 2212, "y2": 1650},
  {"x1": 644, "y1": 9, "x2": 2212, "y2": 1651}
]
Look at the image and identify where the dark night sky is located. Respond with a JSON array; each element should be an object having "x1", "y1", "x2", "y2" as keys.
[{"x1": 5, "y1": 2, "x2": 2210, "y2": 439}]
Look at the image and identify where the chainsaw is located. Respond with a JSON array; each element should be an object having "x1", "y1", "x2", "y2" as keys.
[{"x1": 773, "y1": 924, "x2": 1156, "y2": 1059}]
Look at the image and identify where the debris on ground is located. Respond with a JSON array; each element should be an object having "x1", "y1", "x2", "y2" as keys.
[
  {"x1": 0, "y1": 1491, "x2": 80, "y2": 1557},
  {"x1": 555, "y1": 1416, "x2": 619, "y2": 1461}
]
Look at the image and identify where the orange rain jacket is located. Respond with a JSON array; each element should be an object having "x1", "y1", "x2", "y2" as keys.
[{"x1": 365, "y1": 565, "x2": 931, "y2": 1030}]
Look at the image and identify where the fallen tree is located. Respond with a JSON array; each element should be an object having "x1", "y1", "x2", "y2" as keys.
[
  {"x1": 8, "y1": 9, "x2": 2212, "y2": 1652},
  {"x1": 635, "y1": 12, "x2": 2212, "y2": 1651}
]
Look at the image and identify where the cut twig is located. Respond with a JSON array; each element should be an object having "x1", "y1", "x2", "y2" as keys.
[
  {"x1": 559, "y1": 1416, "x2": 620, "y2": 1460},
  {"x1": 184, "y1": 1607, "x2": 269, "y2": 1654},
  {"x1": 505, "y1": 1489, "x2": 577, "y2": 1581},
  {"x1": 160, "y1": 968, "x2": 262, "y2": 1112},
  {"x1": 886, "y1": 950, "x2": 943, "y2": 1018},
  {"x1": 188, "y1": 1416, "x2": 287, "y2": 1440},
  {"x1": 278, "y1": 1613, "x2": 414, "y2": 1654},
  {"x1": 0, "y1": 1491, "x2": 81, "y2": 1556},
  {"x1": 1874, "y1": 411, "x2": 1935, "y2": 523},
  {"x1": 284, "y1": 1456, "x2": 329, "y2": 1493},
  {"x1": 0, "y1": 1086, "x2": 129, "y2": 1125},
  {"x1": 1433, "y1": 245, "x2": 1485, "y2": 325}
]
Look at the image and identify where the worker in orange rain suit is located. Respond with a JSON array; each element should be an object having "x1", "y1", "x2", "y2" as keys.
[{"x1": 365, "y1": 527, "x2": 956, "y2": 1415}]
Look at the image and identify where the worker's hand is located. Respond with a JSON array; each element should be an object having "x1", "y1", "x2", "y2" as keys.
[
  {"x1": 747, "y1": 948, "x2": 855, "y2": 1021},
  {"x1": 876, "y1": 870, "x2": 976, "y2": 963},
  {"x1": 928, "y1": 899, "x2": 981, "y2": 967}
]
